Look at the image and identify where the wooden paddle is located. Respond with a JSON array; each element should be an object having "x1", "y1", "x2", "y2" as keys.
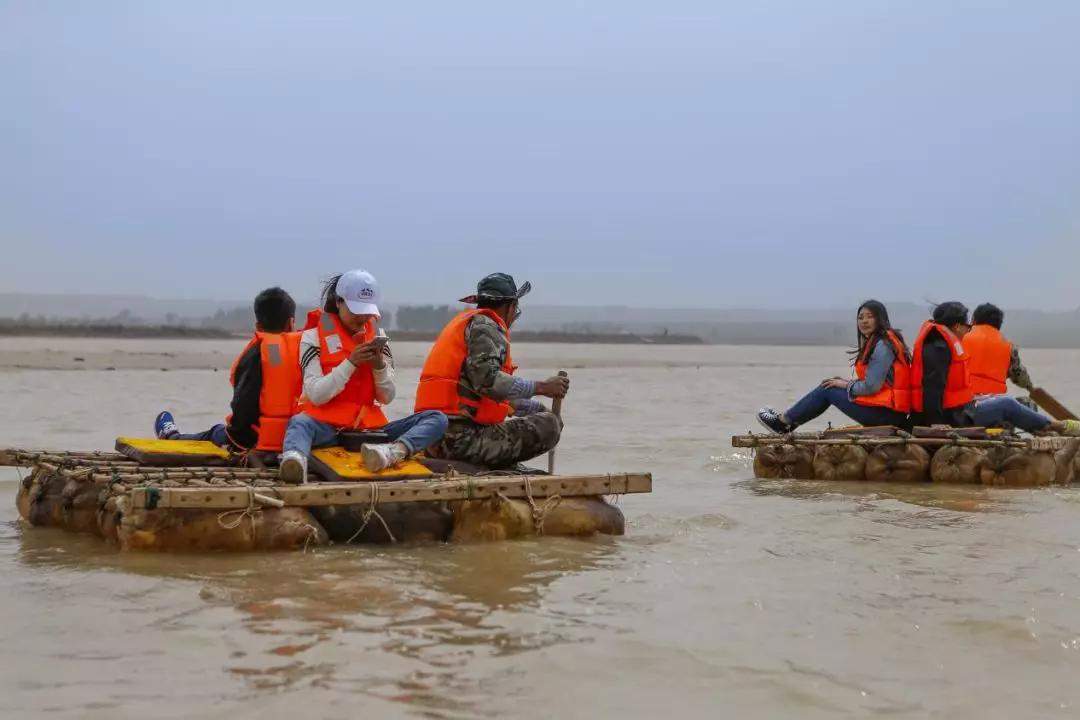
[
  {"x1": 1029, "y1": 387, "x2": 1078, "y2": 421},
  {"x1": 548, "y1": 370, "x2": 568, "y2": 474}
]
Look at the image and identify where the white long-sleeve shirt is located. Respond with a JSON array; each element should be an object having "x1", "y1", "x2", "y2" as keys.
[{"x1": 298, "y1": 327, "x2": 396, "y2": 406}]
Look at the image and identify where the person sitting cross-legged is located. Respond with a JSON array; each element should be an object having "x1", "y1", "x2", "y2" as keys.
[
  {"x1": 414, "y1": 273, "x2": 569, "y2": 469},
  {"x1": 277, "y1": 269, "x2": 449, "y2": 484}
]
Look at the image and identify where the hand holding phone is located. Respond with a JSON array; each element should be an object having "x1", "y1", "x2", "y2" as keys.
[{"x1": 348, "y1": 334, "x2": 389, "y2": 369}]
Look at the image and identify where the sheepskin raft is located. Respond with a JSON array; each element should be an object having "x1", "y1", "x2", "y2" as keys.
[
  {"x1": 732, "y1": 427, "x2": 1080, "y2": 486},
  {"x1": 2, "y1": 448, "x2": 651, "y2": 552}
]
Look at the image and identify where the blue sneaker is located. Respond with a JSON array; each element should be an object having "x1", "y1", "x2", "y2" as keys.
[{"x1": 154, "y1": 411, "x2": 180, "y2": 440}]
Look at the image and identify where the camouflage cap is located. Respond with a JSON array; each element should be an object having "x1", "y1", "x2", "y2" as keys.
[{"x1": 459, "y1": 273, "x2": 532, "y2": 304}]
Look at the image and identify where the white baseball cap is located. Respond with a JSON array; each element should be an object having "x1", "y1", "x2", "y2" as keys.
[{"x1": 336, "y1": 269, "x2": 381, "y2": 318}]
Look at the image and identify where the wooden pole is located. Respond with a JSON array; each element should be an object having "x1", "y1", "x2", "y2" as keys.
[
  {"x1": 548, "y1": 370, "x2": 568, "y2": 474},
  {"x1": 1029, "y1": 388, "x2": 1078, "y2": 421}
]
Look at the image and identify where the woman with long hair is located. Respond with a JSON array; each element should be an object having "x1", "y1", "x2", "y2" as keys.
[{"x1": 756, "y1": 300, "x2": 912, "y2": 433}]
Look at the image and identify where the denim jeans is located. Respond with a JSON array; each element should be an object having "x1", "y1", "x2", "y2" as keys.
[
  {"x1": 785, "y1": 386, "x2": 908, "y2": 429},
  {"x1": 282, "y1": 411, "x2": 449, "y2": 457},
  {"x1": 175, "y1": 424, "x2": 230, "y2": 446},
  {"x1": 972, "y1": 395, "x2": 1051, "y2": 433}
]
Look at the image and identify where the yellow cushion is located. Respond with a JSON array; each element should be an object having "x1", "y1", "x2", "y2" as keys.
[
  {"x1": 310, "y1": 447, "x2": 433, "y2": 481},
  {"x1": 115, "y1": 437, "x2": 231, "y2": 466}
]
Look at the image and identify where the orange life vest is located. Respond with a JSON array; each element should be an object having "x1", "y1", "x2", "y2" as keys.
[
  {"x1": 414, "y1": 309, "x2": 516, "y2": 424},
  {"x1": 297, "y1": 309, "x2": 388, "y2": 430},
  {"x1": 910, "y1": 321, "x2": 975, "y2": 412},
  {"x1": 226, "y1": 331, "x2": 303, "y2": 451},
  {"x1": 852, "y1": 330, "x2": 911, "y2": 413},
  {"x1": 963, "y1": 324, "x2": 1012, "y2": 395}
]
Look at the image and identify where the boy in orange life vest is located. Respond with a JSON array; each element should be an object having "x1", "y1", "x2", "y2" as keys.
[
  {"x1": 912, "y1": 302, "x2": 1076, "y2": 434},
  {"x1": 277, "y1": 269, "x2": 449, "y2": 483},
  {"x1": 965, "y1": 303, "x2": 1035, "y2": 395},
  {"x1": 154, "y1": 287, "x2": 298, "y2": 450},
  {"x1": 415, "y1": 273, "x2": 569, "y2": 469}
]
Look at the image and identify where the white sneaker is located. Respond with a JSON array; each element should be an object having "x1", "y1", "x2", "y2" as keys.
[
  {"x1": 360, "y1": 442, "x2": 407, "y2": 472},
  {"x1": 279, "y1": 450, "x2": 308, "y2": 484}
]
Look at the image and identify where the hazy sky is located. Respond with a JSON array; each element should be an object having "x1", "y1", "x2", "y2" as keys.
[{"x1": 3, "y1": 1, "x2": 1078, "y2": 309}]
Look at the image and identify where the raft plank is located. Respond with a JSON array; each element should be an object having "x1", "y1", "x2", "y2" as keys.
[
  {"x1": 911, "y1": 426, "x2": 990, "y2": 439},
  {"x1": 129, "y1": 472, "x2": 652, "y2": 509},
  {"x1": 822, "y1": 425, "x2": 901, "y2": 438},
  {"x1": 0, "y1": 449, "x2": 129, "y2": 467},
  {"x1": 731, "y1": 434, "x2": 1035, "y2": 449}
]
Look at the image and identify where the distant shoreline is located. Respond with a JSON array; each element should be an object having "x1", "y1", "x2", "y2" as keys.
[
  {"x1": 390, "y1": 330, "x2": 704, "y2": 345},
  {"x1": 0, "y1": 324, "x2": 703, "y2": 344},
  {"x1": 0, "y1": 324, "x2": 235, "y2": 339},
  {"x1": 6, "y1": 324, "x2": 1077, "y2": 348}
]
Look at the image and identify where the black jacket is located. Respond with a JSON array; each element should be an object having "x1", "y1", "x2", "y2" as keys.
[
  {"x1": 917, "y1": 328, "x2": 973, "y2": 427},
  {"x1": 224, "y1": 340, "x2": 263, "y2": 450}
]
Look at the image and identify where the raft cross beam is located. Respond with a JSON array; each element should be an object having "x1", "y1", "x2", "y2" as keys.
[{"x1": 129, "y1": 472, "x2": 653, "y2": 510}]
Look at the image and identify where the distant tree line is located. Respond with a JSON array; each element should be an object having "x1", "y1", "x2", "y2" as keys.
[
  {"x1": 0, "y1": 314, "x2": 232, "y2": 338},
  {"x1": 395, "y1": 305, "x2": 457, "y2": 331},
  {"x1": 5, "y1": 302, "x2": 1080, "y2": 346}
]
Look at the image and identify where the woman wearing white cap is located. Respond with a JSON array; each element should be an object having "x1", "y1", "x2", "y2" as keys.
[{"x1": 278, "y1": 269, "x2": 448, "y2": 483}]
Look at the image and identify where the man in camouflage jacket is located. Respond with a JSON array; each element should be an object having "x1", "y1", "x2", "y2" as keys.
[{"x1": 422, "y1": 273, "x2": 569, "y2": 468}]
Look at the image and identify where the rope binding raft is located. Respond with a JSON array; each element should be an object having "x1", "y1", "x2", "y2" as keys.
[
  {"x1": 345, "y1": 483, "x2": 396, "y2": 544},
  {"x1": 522, "y1": 475, "x2": 562, "y2": 535}
]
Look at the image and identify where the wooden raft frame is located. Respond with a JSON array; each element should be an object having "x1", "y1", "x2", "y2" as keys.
[
  {"x1": 129, "y1": 473, "x2": 653, "y2": 510},
  {"x1": 731, "y1": 433, "x2": 1074, "y2": 451}
]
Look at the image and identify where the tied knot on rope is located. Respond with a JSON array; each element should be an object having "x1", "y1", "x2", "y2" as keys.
[
  {"x1": 234, "y1": 449, "x2": 252, "y2": 469},
  {"x1": 218, "y1": 486, "x2": 261, "y2": 534},
  {"x1": 522, "y1": 475, "x2": 561, "y2": 536},
  {"x1": 346, "y1": 483, "x2": 397, "y2": 544}
]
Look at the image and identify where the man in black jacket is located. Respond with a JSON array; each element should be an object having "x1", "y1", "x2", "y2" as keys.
[{"x1": 153, "y1": 287, "x2": 296, "y2": 450}]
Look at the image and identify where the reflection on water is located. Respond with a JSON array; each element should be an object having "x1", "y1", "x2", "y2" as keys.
[
  {"x1": 740, "y1": 477, "x2": 1013, "y2": 515},
  {"x1": 12, "y1": 521, "x2": 620, "y2": 716}
]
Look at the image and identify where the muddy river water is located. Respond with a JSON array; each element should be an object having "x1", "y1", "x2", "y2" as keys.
[{"x1": 3, "y1": 339, "x2": 1080, "y2": 718}]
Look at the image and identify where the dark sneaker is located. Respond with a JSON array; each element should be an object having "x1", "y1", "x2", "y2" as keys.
[
  {"x1": 756, "y1": 407, "x2": 792, "y2": 434},
  {"x1": 154, "y1": 411, "x2": 180, "y2": 439}
]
